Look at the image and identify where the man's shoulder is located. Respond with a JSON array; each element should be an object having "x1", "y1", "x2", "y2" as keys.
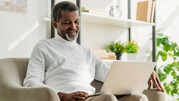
[
  {"x1": 35, "y1": 39, "x2": 54, "y2": 48},
  {"x1": 38, "y1": 39, "x2": 54, "y2": 44}
]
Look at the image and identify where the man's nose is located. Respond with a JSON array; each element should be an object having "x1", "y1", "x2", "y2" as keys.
[{"x1": 70, "y1": 22, "x2": 77, "y2": 29}]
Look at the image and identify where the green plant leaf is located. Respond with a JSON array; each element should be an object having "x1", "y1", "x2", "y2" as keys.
[
  {"x1": 124, "y1": 41, "x2": 139, "y2": 53},
  {"x1": 157, "y1": 38, "x2": 163, "y2": 46},
  {"x1": 174, "y1": 48, "x2": 179, "y2": 56},
  {"x1": 177, "y1": 76, "x2": 179, "y2": 81},
  {"x1": 164, "y1": 65, "x2": 172, "y2": 74},
  {"x1": 163, "y1": 37, "x2": 169, "y2": 46},
  {"x1": 157, "y1": 51, "x2": 168, "y2": 61},
  {"x1": 171, "y1": 88, "x2": 178, "y2": 95},
  {"x1": 171, "y1": 71, "x2": 177, "y2": 78},
  {"x1": 168, "y1": 52, "x2": 173, "y2": 57},
  {"x1": 106, "y1": 41, "x2": 125, "y2": 55},
  {"x1": 164, "y1": 83, "x2": 171, "y2": 95},
  {"x1": 158, "y1": 70, "x2": 167, "y2": 81},
  {"x1": 162, "y1": 52, "x2": 167, "y2": 61}
]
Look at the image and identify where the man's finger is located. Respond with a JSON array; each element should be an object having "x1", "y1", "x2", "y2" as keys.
[
  {"x1": 156, "y1": 77, "x2": 165, "y2": 92},
  {"x1": 75, "y1": 91, "x2": 87, "y2": 97},
  {"x1": 152, "y1": 76, "x2": 161, "y2": 91},
  {"x1": 74, "y1": 96, "x2": 86, "y2": 100},
  {"x1": 148, "y1": 79, "x2": 152, "y2": 90}
]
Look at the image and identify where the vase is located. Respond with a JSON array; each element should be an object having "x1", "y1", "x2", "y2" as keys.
[
  {"x1": 115, "y1": 53, "x2": 122, "y2": 60},
  {"x1": 127, "y1": 53, "x2": 138, "y2": 61}
]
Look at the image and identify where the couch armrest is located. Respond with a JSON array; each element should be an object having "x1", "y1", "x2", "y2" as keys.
[
  {"x1": 91, "y1": 79, "x2": 103, "y2": 93},
  {"x1": 0, "y1": 86, "x2": 60, "y2": 101},
  {"x1": 143, "y1": 89, "x2": 166, "y2": 101}
]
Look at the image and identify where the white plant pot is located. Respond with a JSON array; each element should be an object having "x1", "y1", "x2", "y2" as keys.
[{"x1": 127, "y1": 53, "x2": 138, "y2": 61}]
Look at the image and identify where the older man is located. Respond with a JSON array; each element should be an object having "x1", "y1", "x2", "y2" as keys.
[{"x1": 23, "y1": 1, "x2": 164, "y2": 101}]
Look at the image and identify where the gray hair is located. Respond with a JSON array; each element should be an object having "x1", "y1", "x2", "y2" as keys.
[{"x1": 52, "y1": 1, "x2": 79, "y2": 22}]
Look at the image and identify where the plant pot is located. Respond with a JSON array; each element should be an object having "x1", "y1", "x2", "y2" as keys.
[
  {"x1": 115, "y1": 53, "x2": 122, "y2": 60},
  {"x1": 127, "y1": 53, "x2": 137, "y2": 61}
]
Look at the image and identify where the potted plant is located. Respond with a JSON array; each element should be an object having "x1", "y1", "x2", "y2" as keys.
[
  {"x1": 156, "y1": 30, "x2": 179, "y2": 100},
  {"x1": 106, "y1": 41, "x2": 125, "y2": 60},
  {"x1": 124, "y1": 40, "x2": 140, "y2": 61}
]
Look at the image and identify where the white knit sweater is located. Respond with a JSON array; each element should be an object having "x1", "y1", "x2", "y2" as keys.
[{"x1": 23, "y1": 35, "x2": 110, "y2": 94}]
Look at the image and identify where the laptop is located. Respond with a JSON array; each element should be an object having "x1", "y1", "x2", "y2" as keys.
[{"x1": 90, "y1": 61, "x2": 156, "y2": 96}]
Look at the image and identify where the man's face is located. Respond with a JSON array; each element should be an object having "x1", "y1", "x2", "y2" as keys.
[{"x1": 53, "y1": 11, "x2": 80, "y2": 41}]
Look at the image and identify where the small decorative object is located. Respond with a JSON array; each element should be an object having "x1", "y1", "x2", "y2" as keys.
[
  {"x1": 106, "y1": 41, "x2": 125, "y2": 60},
  {"x1": 124, "y1": 41, "x2": 140, "y2": 61},
  {"x1": 109, "y1": 5, "x2": 122, "y2": 18},
  {"x1": 105, "y1": 0, "x2": 122, "y2": 18}
]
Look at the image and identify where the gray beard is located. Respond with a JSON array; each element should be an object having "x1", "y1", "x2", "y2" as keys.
[
  {"x1": 66, "y1": 34, "x2": 74, "y2": 41},
  {"x1": 65, "y1": 30, "x2": 79, "y2": 42},
  {"x1": 66, "y1": 33, "x2": 79, "y2": 42}
]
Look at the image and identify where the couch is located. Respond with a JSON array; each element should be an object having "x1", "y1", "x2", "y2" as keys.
[{"x1": 0, "y1": 58, "x2": 166, "y2": 101}]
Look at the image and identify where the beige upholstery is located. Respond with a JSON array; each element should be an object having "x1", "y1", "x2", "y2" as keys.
[
  {"x1": 0, "y1": 58, "x2": 60, "y2": 101},
  {"x1": 91, "y1": 80, "x2": 166, "y2": 101},
  {"x1": 0, "y1": 58, "x2": 166, "y2": 101}
]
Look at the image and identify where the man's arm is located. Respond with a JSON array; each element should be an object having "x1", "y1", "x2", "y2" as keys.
[
  {"x1": 91, "y1": 50, "x2": 110, "y2": 82},
  {"x1": 23, "y1": 41, "x2": 56, "y2": 91}
]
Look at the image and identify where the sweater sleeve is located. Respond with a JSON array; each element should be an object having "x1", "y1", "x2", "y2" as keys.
[
  {"x1": 23, "y1": 41, "x2": 57, "y2": 92},
  {"x1": 92, "y1": 51, "x2": 110, "y2": 82}
]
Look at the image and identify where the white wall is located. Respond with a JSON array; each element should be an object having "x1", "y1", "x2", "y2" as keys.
[
  {"x1": 81, "y1": 22, "x2": 128, "y2": 49},
  {"x1": 0, "y1": 0, "x2": 48, "y2": 59},
  {"x1": 156, "y1": 0, "x2": 179, "y2": 43}
]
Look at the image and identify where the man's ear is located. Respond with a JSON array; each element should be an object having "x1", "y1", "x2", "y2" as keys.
[{"x1": 52, "y1": 21, "x2": 57, "y2": 28}]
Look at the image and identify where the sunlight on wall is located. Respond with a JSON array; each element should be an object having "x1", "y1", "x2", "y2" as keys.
[{"x1": 7, "y1": 22, "x2": 39, "y2": 52}]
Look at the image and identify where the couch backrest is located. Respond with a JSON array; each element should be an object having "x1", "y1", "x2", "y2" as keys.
[
  {"x1": 0, "y1": 58, "x2": 29, "y2": 87},
  {"x1": 0, "y1": 58, "x2": 103, "y2": 92}
]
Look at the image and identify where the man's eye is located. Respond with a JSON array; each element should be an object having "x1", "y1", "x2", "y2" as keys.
[
  {"x1": 63, "y1": 22, "x2": 70, "y2": 24},
  {"x1": 75, "y1": 20, "x2": 79, "y2": 24}
]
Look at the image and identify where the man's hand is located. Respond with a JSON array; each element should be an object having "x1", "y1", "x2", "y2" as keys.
[
  {"x1": 57, "y1": 91, "x2": 88, "y2": 101},
  {"x1": 148, "y1": 70, "x2": 165, "y2": 92}
]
